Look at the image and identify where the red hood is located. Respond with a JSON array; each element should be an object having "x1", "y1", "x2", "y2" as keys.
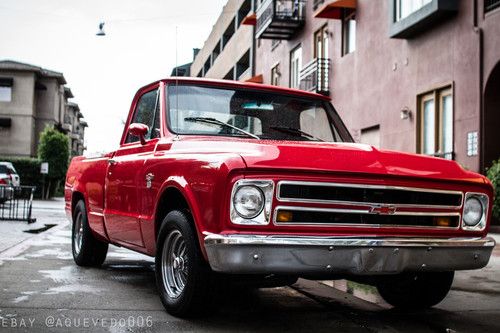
[{"x1": 172, "y1": 137, "x2": 487, "y2": 184}]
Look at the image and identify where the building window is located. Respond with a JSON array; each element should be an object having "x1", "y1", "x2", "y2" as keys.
[
  {"x1": 418, "y1": 87, "x2": 453, "y2": 159},
  {"x1": 0, "y1": 78, "x2": 13, "y2": 102},
  {"x1": 314, "y1": 25, "x2": 329, "y2": 59},
  {"x1": 396, "y1": 0, "x2": 432, "y2": 21},
  {"x1": 271, "y1": 64, "x2": 280, "y2": 86},
  {"x1": 290, "y1": 45, "x2": 302, "y2": 89},
  {"x1": 342, "y1": 10, "x2": 356, "y2": 55}
]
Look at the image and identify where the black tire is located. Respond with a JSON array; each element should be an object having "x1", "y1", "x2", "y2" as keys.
[
  {"x1": 155, "y1": 210, "x2": 215, "y2": 317},
  {"x1": 376, "y1": 271, "x2": 454, "y2": 309},
  {"x1": 72, "y1": 200, "x2": 108, "y2": 267}
]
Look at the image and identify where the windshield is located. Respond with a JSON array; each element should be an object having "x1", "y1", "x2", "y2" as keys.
[{"x1": 167, "y1": 84, "x2": 353, "y2": 142}]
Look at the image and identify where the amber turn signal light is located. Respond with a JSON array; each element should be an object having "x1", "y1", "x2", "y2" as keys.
[
  {"x1": 433, "y1": 216, "x2": 451, "y2": 227},
  {"x1": 276, "y1": 210, "x2": 293, "y2": 222}
]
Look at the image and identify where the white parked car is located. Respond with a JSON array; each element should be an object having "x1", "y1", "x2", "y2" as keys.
[
  {"x1": 0, "y1": 162, "x2": 19, "y2": 204},
  {"x1": 0, "y1": 162, "x2": 20, "y2": 186}
]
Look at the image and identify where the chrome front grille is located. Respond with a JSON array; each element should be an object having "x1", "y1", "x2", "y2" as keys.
[{"x1": 274, "y1": 181, "x2": 463, "y2": 229}]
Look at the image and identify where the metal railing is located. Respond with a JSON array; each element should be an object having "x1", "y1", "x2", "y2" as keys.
[
  {"x1": 256, "y1": 0, "x2": 306, "y2": 38},
  {"x1": 0, "y1": 186, "x2": 36, "y2": 223},
  {"x1": 299, "y1": 58, "x2": 331, "y2": 94},
  {"x1": 485, "y1": 0, "x2": 500, "y2": 12}
]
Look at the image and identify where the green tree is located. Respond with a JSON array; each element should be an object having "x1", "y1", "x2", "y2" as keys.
[
  {"x1": 37, "y1": 126, "x2": 69, "y2": 199},
  {"x1": 487, "y1": 159, "x2": 500, "y2": 222}
]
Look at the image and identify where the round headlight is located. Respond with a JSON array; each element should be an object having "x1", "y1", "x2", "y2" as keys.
[
  {"x1": 463, "y1": 196, "x2": 483, "y2": 226},
  {"x1": 233, "y1": 185, "x2": 264, "y2": 219}
]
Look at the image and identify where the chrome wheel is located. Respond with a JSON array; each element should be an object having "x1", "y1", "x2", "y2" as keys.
[
  {"x1": 73, "y1": 211, "x2": 84, "y2": 255},
  {"x1": 162, "y1": 229, "x2": 188, "y2": 298}
]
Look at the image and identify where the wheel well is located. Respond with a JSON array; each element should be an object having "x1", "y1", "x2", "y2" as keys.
[
  {"x1": 71, "y1": 192, "x2": 85, "y2": 218},
  {"x1": 155, "y1": 187, "x2": 192, "y2": 237}
]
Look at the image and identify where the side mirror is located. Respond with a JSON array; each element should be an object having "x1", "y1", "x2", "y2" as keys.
[{"x1": 128, "y1": 123, "x2": 149, "y2": 145}]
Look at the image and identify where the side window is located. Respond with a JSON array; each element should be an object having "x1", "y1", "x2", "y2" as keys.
[
  {"x1": 125, "y1": 89, "x2": 158, "y2": 143},
  {"x1": 151, "y1": 93, "x2": 161, "y2": 139}
]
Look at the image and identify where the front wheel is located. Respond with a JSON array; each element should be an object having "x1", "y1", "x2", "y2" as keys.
[
  {"x1": 155, "y1": 210, "x2": 215, "y2": 317},
  {"x1": 72, "y1": 200, "x2": 108, "y2": 267},
  {"x1": 376, "y1": 271, "x2": 454, "y2": 309}
]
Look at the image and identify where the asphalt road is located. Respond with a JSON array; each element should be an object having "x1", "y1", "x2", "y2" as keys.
[{"x1": 0, "y1": 200, "x2": 500, "y2": 332}]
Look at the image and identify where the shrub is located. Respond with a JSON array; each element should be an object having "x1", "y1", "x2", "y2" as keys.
[{"x1": 487, "y1": 158, "x2": 500, "y2": 221}]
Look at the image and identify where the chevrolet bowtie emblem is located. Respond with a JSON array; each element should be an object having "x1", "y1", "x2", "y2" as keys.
[{"x1": 369, "y1": 204, "x2": 397, "y2": 215}]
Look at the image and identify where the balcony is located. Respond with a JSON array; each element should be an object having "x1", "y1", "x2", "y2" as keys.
[
  {"x1": 256, "y1": 0, "x2": 305, "y2": 40},
  {"x1": 299, "y1": 58, "x2": 331, "y2": 95},
  {"x1": 61, "y1": 123, "x2": 72, "y2": 132},
  {"x1": 313, "y1": 0, "x2": 356, "y2": 19}
]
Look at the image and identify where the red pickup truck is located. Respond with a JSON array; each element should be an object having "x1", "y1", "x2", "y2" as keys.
[{"x1": 65, "y1": 78, "x2": 495, "y2": 317}]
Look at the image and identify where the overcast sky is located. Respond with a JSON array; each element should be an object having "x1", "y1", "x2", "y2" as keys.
[{"x1": 0, "y1": 0, "x2": 228, "y2": 154}]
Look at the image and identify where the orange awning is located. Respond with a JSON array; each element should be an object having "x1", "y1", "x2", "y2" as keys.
[
  {"x1": 245, "y1": 74, "x2": 263, "y2": 84},
  {"x1": 314, "y1": 0, "x2": 356, "y2": 19},
  {"x1": 241, "y1": 13, "x2": 256, "y2": 26}
]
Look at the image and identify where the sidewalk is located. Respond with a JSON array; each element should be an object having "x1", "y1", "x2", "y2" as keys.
[{"x1": 0, "y1": 198, "x2": 66, "y2": 253}]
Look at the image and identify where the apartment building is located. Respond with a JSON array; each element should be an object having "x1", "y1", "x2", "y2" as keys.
[
  {"x1": 66, "y1": 102, "x2": 87, "y2": 156},
  {"x1": 0, "y1": 60, "x2": 87, "y2": 157},
  {"x1": 183, "y1": 0, "x2": 500, "y2": 175},
  {"x1": 190, "y1": 0, "x2": 257, "y2": 82},
  {"x1": 252, "y1": 0, "x2": 500, "y2": 175}
]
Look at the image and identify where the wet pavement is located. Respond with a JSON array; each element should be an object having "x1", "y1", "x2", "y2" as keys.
[{"x1": 0, "y1": 200, "x2": 500, "y2": 332}]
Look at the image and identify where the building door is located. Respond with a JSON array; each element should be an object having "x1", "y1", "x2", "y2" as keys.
[
  {"x1": 314, "y1": 26, "x2": 329, "y2": 92},
  {"x1": 484, "y1": 62, "x2": 500, "y2": 172},
  {"x1": 290, "y1": 45, "x2": 302, "y2": 89},
  {"x1": 483, "y1": 61, "x2": 500, "y2": 226},
  {"x1": 314, "y1": 25, "x2": 329, "y2": 60}
]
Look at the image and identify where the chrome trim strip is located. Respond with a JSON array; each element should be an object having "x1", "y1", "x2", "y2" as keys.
[
  {"x1": 204, "y1": 233, "x2": 496, "y2": 248},
  {"x1": 272, "y1": 205, "x2": 461, "y2": 229},
  {"x1": 204, "y1": 234, "x2": 494, "y2": 274},
  {"x1": 276, "y1": 180, "x2": 464, "y2": 209}
]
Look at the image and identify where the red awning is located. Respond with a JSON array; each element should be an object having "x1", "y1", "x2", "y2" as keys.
[
  {"x1": 314, "y1": 0, "x2": 356, "y2": 19},
  {"x1": 245, "y1": 74, "x2": 263, "y2": 84},
  {"x1": 241, "y1": 13, "x2": 256, "y2": 26}
]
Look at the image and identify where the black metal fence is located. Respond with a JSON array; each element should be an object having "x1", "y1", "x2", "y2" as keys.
[{"x1": 0, "y1": 186, "x2": 36, "y2": 223}]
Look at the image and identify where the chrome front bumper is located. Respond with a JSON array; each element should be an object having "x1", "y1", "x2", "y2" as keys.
[{"x1": 204, "y1": 234, "x2": 495, "y2": 275}]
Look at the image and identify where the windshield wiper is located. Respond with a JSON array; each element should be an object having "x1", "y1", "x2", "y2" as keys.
[
  {"x1": 184, "y1": 117, "x2": 260, "y2": 139},
  {"x1": 269, "y1": 126, "x2": 324, "y2": 142}
]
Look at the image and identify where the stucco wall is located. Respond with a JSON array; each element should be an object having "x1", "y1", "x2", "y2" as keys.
[{"x1": 254, "y1": 0, "x2": 498, "y2": 173}]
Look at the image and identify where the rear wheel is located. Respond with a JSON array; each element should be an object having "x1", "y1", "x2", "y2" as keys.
[
  {"x1": 376, "y1": 271, "x2": 454, "y2": 309},
  {"x1": 72, "y1": 200, "x2": 108, "y2": 267},
  {"x1": 155, "y1": 210, "x2": 215, "y2": 317}
]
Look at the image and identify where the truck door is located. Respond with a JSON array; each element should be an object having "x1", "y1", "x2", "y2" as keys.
[{"x1": 104, "y1": 88, "x2": 160, "y2": 247}]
